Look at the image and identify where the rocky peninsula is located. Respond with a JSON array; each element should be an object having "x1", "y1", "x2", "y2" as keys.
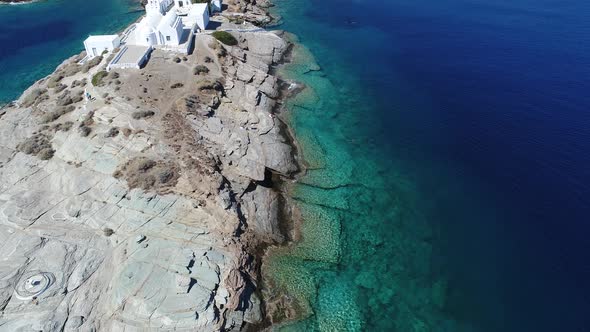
[{"x1": 0, "y1": 1, "x2": 300, "y2": 330}]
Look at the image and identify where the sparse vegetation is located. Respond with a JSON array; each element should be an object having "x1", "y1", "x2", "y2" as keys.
[
  {"x1": 103, "y1": 228, "x2": 114, "y2": 236},
  {"x1": 70, "y1": 79, "x2": 87, "y2": 88},
  {"x1": 59, "y1": 56, "x2": 103, "y2": 78},
  {"x1": 38, "y1": 148, "x2": 55, "y2": 160},
  {"x1": 194, "y1": 65, "x2": 209, "y2": 75},
  {"x1": 47, "y1": 75, "x2": 64, "y2": 88},
  {"x1": 92, "y1": 71, "x2": 108, "y2": 86},
  {"x1": 197, "y1": 80, "x2": 223, "y2": 92},
  {"x1": 56, "y1": 90, "x2": 83, "y2": 106},
  {"x1": 211, "y1": 31, "x2": 238, "y2": 46},
  {"x1": 157, "y1": 169, "x2": 174, "y2": 183},
  {"x1": 228, "y1": 16, "x2": 244, "y2": 24},
  {"x1": 21, "y1": 88, "x2": 47, "y2": 108},
  {"x1": 82, "y1": 56, "x2": 103, "y2": 73},
  {"x1": 105, "y1": 127, "x2": 119, "y2": 138},
  {"x1": 215, "y1": 43, "x2": 227, "y2": 58},
  {"x1": 53, "y1": 83, "x2": 68, "y2": 93},
  {"x1": 52, "y1": 121, "x2": 74, "y2": 132},
  {"x1": 79, "y1": 125, "x2": 92, "y2": 137},
  {"x1": 40, "y1": 105, "x2": 75, "y2": 124},
  {"x1": 170, "y1": 83, "x2": 184, "y2": 89},
  {"x1": 204, "y1": 56, "x2": 213, "y2": 63},
  {"x1": 17, "y1": 133, "x2": 55, "y2": 160},
  {"x1": 132, "y1": 110, "x2": 155, "y2": 119},
  {"x1": 80, "y1": 110, "x2": 95, "y2": 127},
  {"x1": 137, "y1": 159, "x2": 156, "y2": 172},
  {"x1": 113, "y1": 157, "x2": 180, "y2": 191}
]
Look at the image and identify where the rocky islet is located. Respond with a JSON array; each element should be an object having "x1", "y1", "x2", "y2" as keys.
[{"x1": 0, "y1": 1, "x2": 303, "y2": 330}]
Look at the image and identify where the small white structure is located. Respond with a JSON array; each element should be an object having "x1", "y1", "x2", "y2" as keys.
[
  {"x1": 145, "y1": 0, "x2": 173, "y2": 15},
  {"x1": 188, "y1": 3, "x2": 210, "y2": 31},
  {"x1": 84, "y1": 35, "x2": 121, "y2": 58},
  {"x1": 211, "y1": 0, "x2": 222, "y2": 12},
  {"x1": 108, "y1": 45, "x2": 152, "y2": 71},
  {"x1": 92, "y1": 0, "x2": 219, "y2": 69},
  {"x1": 157, "y1": 11, "x2": 184, "y2": 45},
  {"x1": 135, "y1": 11, "x2": 163, "y2": 46}
]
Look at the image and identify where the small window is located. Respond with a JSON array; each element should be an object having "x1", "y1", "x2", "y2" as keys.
[{"x1": 166, "y1": 36, "x2": 171, "y2": 41}]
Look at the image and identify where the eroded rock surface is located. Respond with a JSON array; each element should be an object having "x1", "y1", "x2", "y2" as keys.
[{"x1": 0, "y1": 26, "x2": 294, "y2": 331}]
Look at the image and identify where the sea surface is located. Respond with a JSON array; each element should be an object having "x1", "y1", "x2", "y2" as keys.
[
  {"x1": 2, "y1": 0, "x2": 590, "y2": 331},
  {"x1": 0, "y1": 0, "x2": 142, "y2": 104},
  {"x1": 264, "y1": 0, "x2": 590, "y2": 331}
]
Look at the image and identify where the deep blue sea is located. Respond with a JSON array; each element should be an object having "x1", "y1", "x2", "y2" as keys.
[
  {"x1": 2, "y1": 0, "x2": 590, "y2": 331},
  {"x1": 0, "y1": 0, "x2": 141, "y2": 104},
  {"x1": 266, "y1": 0, "x2": 590, "y2": 331}
]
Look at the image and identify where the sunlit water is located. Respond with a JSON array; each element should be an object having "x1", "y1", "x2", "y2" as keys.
[
  {"x1": 264, "y1": 0, "x2": 590, "y2": 331},
  {"x1": 2, "y1": 0, "x2": 590, "y2": 331}
]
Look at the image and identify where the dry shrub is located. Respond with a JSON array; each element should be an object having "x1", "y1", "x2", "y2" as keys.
[
  {"x1": 40, "y1": 105, "x2": 75, "y2": 124},
  {"x1": 197, "y1": 80, "x2": 223, "y2": 92},
  {"x1": 52, "y1": 121, "x2": 74, "y2": 132},
  {"x1": 194, "y1": 65, "x2": 209, "y2": 75},
  {"x1": 132, "y1": 110, "x2": 155, "y2": 119},
  {"x1": 37, "y1": 148, "x2": 55, "y2": 160},
  {"x1": 92, "y1": 71, "x2": 108, "y2": 86},
  {"x1": 114, "y1": 157, "x2": 180, "y2": 191},
  {"x1": 82, "y1": 56, "x2": 103, "y2": 73},
  {"x1": 104, "y1": 127, "x2": 119, "y2": 138},
  {"x1": 47, "y1": 75, "x2": 64, "y2": 88},
  {"x1": 60, "y1": 56, "x2": 103, "y2": 78},
  {"x1": 103, "y1": 228, "x2": 114, "y2": 236},
  {"x1": 70, "y1": 79, "x2": 87, "y2": 88},
  {"x1": 17, "y1": 133, "x2": 55, "y2": 160},
  {"x1": 80, "y1": 110, "x2": 95, "y2": 127},
  {"x1": 53, "y1": 83, "x2": 68, "y2": 93},
  {"x1": 79, "y1": 125, "x2": 92, "y2": 137},
  {"x1": 170, "y1": 83, "x2": 184, "y2": 89},
  {"x1": 21, "y1": 89, "x2": 47, "y2": 108},
  {"x1": 56, "y1": 90, "x2": 83, "y2": 106}
]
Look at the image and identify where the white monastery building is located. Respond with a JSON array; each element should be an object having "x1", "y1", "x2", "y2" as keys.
[
  {"x1": 135, "y1": 0, "x2": 210, "y2": 47},
  {"x1": 188, "y1": 3, "x2": 210, "y2": 31},
  {"x1": 83, "y1": 0, "x2": 221, "y2": 70},
  {"x1": 83, "y1": 35, "x2": 121, "y2": 58}
]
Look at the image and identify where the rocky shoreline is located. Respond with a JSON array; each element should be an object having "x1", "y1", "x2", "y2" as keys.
[{"x1": 0, "y1": 1, "x2": 304, "y2": 330}]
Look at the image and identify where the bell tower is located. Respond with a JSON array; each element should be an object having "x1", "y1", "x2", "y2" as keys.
[{"x1": 145, "y1": 0, "x2": 159, "y2": 14}]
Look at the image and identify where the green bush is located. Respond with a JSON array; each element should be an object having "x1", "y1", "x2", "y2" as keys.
[
  {"x1": 92, "y1": 71, "x2": 108, "y2": 86},
  {"x1": 211, "y1": 31, "x2": 238, "y2": 46}
]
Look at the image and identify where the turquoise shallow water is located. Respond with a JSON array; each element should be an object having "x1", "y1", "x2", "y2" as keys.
[
  {"x1": 0, "y1": 0, "x2": 141, "y2": 104},
  {"x1": 3, "y1": 0, "x2": 590, "y2": 330},
  {"x1": 264, "y1": 0, "x2": 590, "y2": 331},
  {"x1": 264, "y1": 1, "x2": 454, "y2": 330}
]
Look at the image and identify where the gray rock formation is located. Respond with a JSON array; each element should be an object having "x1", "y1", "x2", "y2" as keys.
[{"x1": 0, "y1": 23, "x2": 294, "y2": 331}]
